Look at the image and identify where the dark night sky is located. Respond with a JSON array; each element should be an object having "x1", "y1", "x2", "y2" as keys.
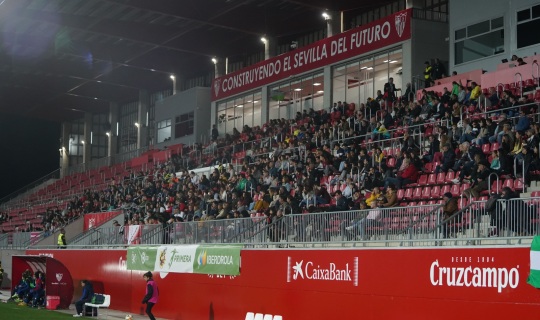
[{"x1": 0, "y1": 113, "x2": 60, "y2": 200}]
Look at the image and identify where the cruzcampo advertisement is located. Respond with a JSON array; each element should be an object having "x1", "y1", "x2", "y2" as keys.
[{"x1": 126, "y1": 245, "x2": 241, "y2": 276}]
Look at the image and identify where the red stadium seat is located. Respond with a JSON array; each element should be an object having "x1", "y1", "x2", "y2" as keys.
[
  {"x1": 412, "y1": 187, "x2": 423, "y2": 200},
  {"x1": 420, "y1": 187, "x2": 431, "y2": 200},
  {"x1": 427, "y1": 174, "x2": 437, "y2": 185},
  {"x1": 430, "y1": 185, "x2": 441, "y2": 199}
]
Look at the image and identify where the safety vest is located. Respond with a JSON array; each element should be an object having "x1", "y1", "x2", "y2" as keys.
[{"x1": 57, "y1": 233, "x2": 65, "y2": 246}]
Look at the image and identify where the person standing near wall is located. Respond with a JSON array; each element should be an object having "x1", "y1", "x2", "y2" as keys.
[
  {"x1": 424, "y1": 61, "x2": 433, "y2": 88},
  {"x1": 142, "y1": 271, "x2": 159, "y2": 320},
  {"x1": 57, "y1": 228, "x2": 67, "y2": 249}
]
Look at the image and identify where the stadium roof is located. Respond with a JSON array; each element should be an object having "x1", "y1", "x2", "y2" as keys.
[{"x1": 0, "y1": 0, "x2": 395, "y2": 121}]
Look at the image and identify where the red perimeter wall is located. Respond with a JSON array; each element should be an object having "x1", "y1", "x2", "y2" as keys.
[{"x1": 27, "y1": 246, "x2": 540, "y2": 320}]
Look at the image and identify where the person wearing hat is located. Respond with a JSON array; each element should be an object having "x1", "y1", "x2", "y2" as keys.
[
  {"x1": 442, "y1": 192, "x2": 459, "y2": 238},
  {"x1": 57, "y1": 228, "x2": 66, "y2": 249},
  {"x1": 142, "y1": 271, "x2": 159, "y2": 320}
]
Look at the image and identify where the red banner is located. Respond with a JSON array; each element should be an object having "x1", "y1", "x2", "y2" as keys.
[
  {"x1": 27, "y1": 246, "x2": 540, "y2": 320},
  {"x1": 83, "y1": 211, "x2": 121, "y2": 231},
  {"x1": 211, "y1": 9, "x2": 412, "y2": 101}
]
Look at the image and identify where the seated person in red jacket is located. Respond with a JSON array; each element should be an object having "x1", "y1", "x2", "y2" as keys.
[{"x1": 383, "y1": 158, "x2": 419, "y2": 189}]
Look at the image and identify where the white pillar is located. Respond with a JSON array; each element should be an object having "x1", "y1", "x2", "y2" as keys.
[{"x1": 137, "y1": 90, "x2": 149, "y2": 149}]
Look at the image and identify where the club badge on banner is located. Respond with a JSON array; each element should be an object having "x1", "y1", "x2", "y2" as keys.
[{"x1": 154, "y1": 245, "x2": 198, "y2": 275}]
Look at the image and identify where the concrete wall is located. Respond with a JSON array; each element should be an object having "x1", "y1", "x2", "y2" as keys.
[
  {"x1": 155, "y1": 87, "x2": 211, "y2": 148},
  {"x1": 411, "y1": 19, "x2": 449, "y2": 81}
]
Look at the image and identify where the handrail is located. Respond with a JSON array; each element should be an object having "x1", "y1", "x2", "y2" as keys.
[
  {"x1": 488, "y1": 172, "x2": 500, "y2": 195},
  {"x1": 514, "y1": 72, "x2": 523, "y2": 97},
  {"x1": 533, "y1": 61, "x2": 540, "y2": 86},
  {"x1": 496, "y1": 83, "x2": 504, "y2": 99}
]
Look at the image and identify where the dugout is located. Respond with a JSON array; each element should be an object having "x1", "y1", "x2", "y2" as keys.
[{"x1": 12, "y1": 255, "x2": 74, "y2": 309}]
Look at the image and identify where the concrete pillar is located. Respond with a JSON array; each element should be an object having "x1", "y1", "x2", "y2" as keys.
[
  {"x1": 213, "y1": 57, "x2": 225, "y2": 78},
  {"x1": 108, "y1": 102, "x2": 119, "y2": 163},
  {"x1": 59, "y1": 122, "x2": 70, "y2": 178},
  {"x1": 262, "y1": 36, "x2": 277, "y2": 60},
  {"x1": 83, "y1": 112, "x2": 92, "y2": 164},
  {"x1": 322, "y1": 65, "x2": 332, "y2": 110},
  {"x1": 324, "y1": 11, "x2": 340, "y2": 37},
  {"x1": 137, "y1": 90, "x2": 149, "y2": 149},
  {"x1": 260, "y1": 85, "x2": 269, "y2": 125}
]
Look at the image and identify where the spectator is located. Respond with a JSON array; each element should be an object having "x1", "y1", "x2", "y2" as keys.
[
  {"x1": 441, "y1": 192, "x2": 459, "y2": 238},
  {"x1": 345, "y1": 201, "x2": 383, "y2": 240},
  {"x1": 424, "y1": 61, "x2": 433, "y2": 87},
  {"x1": 432, "y1": 58, "x2": 446, "y2": 80},
  {"x1": 73, "y1": 280, "x2": 94, "y2": 317}
]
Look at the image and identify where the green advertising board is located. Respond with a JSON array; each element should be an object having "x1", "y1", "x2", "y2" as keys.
[
  {"x1": 126, "y1": 245, "x2": 242, "y2": 276},
  {"x1": 127, "y1": 246, "x2": 158, "y2": 271},
  {"x1": 193, "y1": 245, "x2": 242, "y2": 276}
]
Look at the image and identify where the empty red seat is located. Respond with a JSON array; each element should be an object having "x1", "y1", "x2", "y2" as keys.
[
  {"x1": 404, "y1": 188, "x2": 414, "y2": 200},
  {"x1": 430, "y1": 185, "x2": 441, "y2": 199},
  {"x1": 396, "y1": 189, "x2": 405, "y2": 200},
  {"x1": 436, "y1": 172, "x2": 446, "y2": 185},
  {"x1": 412, "y1": 187, "x2": 423, "y2": 200},
  {"x1": 450, "y1": 184, "x2": 460, "y2": 197},
  {"x1": 420, "y1": 187, "x2": 431, "y2": 200},
  {"x1": 427, "y1": 174, "x2": 437, "y2": 185}
]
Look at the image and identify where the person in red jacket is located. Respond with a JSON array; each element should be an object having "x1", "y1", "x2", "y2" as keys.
[
  {"x1": 142, "y1": 271, "x2": 159, "y2": 320},
  {"x1": 383, "y1": 158, "x2": 419, "y2": 189}
]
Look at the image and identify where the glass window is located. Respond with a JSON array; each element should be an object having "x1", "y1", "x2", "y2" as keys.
[
  {"x1": 467, "y1": 20, "x2": 490, "y2": 37},
  {"x1": 455, "y1": 28, "x2": 466, "y2": 41},
  {"x1": 216, "y1": 91, "x2": 261, "y2": 135},
  {"x1": 517, "y1": 9, "x2": 530, "y2": 22},
  {"x1": 332, "y1": 47, "x2": 402, "y2": 109},
  {"x1": 174, "y1": 112, "x2": 194, "y2": 138},
  {"x1": 517, "y1": 5, "x2": 540, "y2": 48},
  {"x1": 533, "y1": 5, "x2": 540, "y2": 19},
  {"x1": 517, "y1": 20, "x2": 540, "y2": 48},
  {"x1": 491, "y1": 17, "x2": 503, "y2": 29},
  {"x1": 455, "y1": 17, "x2": 504, "y2": 64},
  {"x1": 157, "y1": 119, "x2": 171, "y2": 143},
  {"x1": 269, "y1": 72, "x2": 325, "y2": 123}
]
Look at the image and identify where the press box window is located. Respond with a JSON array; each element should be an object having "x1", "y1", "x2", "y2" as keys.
[
  {"x1": 175, "y1": 112, "x2": 194, "y2": 138},
  {"x1": 454, "y1": 16, "x2": 504, "y2": 65},
  {"x1": 517, "y1": 5, "x2": 540, "y2": 48}
]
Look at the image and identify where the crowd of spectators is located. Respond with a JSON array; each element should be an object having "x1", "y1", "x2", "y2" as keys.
[{"x1": 2, "y1": 73, "x2": 540, "y2": 241}]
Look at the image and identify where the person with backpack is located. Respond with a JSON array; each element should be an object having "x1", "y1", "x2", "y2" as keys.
[{"x1": 142, "y1": 271, "x2": 159, "y2": 320}]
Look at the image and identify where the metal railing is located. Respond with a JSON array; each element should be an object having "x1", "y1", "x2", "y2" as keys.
[{"x1": 22, "y1": 195, "x2": 540, "y2": 249}]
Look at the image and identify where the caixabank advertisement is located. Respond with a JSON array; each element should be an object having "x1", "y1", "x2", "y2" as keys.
[{"x1": 26, "y1": 246, "x2": 540, "y2": 320}]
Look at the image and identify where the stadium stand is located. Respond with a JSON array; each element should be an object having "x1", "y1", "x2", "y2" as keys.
[{"x1": 1, "y1": 53, "x2": 540, "y2": 245}]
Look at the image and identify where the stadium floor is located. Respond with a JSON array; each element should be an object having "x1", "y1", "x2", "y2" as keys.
[{"x1": 0, "y1": 290, "x2": 167, "y2": 320}]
